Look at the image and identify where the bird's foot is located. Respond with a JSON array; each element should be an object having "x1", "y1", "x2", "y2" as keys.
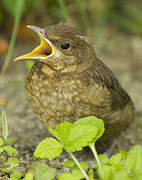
[{"x1": 103, "y1": 140, "x2": 117, "y2": 157}]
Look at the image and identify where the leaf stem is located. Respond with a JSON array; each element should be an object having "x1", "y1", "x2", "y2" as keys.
[
  {"x1": 2, "y1": 111, "x2": 8, "y2": 144},
  {"x1": 0, "y1": 153, "x2": 5, "y2": 168},
  {"x1": 89, "y1": 143, "x2": 101, "y2": 166},
  {"x1": 69, "y1": 152, "x2": 89, "y2": 180}
]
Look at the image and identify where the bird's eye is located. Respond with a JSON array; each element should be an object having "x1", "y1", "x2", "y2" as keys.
[{"x1": 61, "y1": 42, "x2": 70, "y2": 50}]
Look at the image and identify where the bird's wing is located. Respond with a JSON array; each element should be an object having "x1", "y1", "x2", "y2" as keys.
[{"x1": 80, "y1": 58, "x2": 133, "y2": 123}]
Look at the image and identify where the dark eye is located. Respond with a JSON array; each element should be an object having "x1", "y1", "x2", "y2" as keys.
[{"x1": 61, "y1": 42, "x2": 70, "y2": 50}]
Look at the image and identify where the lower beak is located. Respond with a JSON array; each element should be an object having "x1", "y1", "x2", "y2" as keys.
[{"x1": 15, "y1": 25, "x2": 54, "y2": 61}]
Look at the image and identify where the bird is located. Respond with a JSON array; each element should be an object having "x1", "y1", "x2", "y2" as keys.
[{"x1": 15, "y1": 23, "x2": 135, "y2": 152}]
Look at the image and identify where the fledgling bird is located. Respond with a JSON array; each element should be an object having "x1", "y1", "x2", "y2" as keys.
[{"x1": 15, "y1": 23, "x2": 135, "y2": 152}]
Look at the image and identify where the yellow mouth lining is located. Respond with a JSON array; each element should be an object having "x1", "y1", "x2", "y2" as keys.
[
  {"x1": 15, "y1": 26, "x2": 54, "y2": 61},
  {"x1": 25, "y1": 35, "x2": 53, "y2": 58}
]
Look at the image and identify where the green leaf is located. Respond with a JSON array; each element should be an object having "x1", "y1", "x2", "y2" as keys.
[
  {"x1": 10, "y1": 172, "x2": 22, "y2": 180},
  {"x1": 7, "y1": 157, "x2": 19, "y2": 167},
  {"x1": 31, "y1": 160, "x2": 56, "y2": 180},
  {"x1": 2, "y1": 168, "x2": 10, "y2": 173},
  {"x1": 80, "y1": 162, "x2": 89, "y2": 169},
  {"x1": 2, "y1": 111, "x2": 8, "y2": 142},
  {"x1": 99, "y1": 154, "x2": 109, "y2": 164},
  {"x1": 92, "y1": 163, "x2": 98, "y2": 169},
  {"x1": 58, "y1": 173, "x2": 79, "y2": 180},
  {"x1": 65, "y1": 123, "x2": 97, "y2": 152},
  {"x1": 72, "y1": 168, "x2": 85, "y2": 179},
  {"x1": 134, "y1": 170, "x2": 142, "y2": 180},
  {"x1": 110, "y1": 153, "x2": 122, "y2": 165},
  {"x1": 113, "y1": 170, "x2": 131, "y2": 180},
  {"x1": 121, "y1": 145, "x2": 142, "y2": 174},
  {"x1": 34, "y1": 137, "x2": 63, "y2": 159},
  {"x1": 88, "y1": 169, "x2": 94, "y2": 180},
  {"x1": 0, "y1": 148, "x2": 4, "y2": 153},
  {"x1": 64, "y1": 160, "x2": 75, "y2": 167},
  {"x1": 3, "y1": 146, "x2": 16, "y2": 154},
  {"x1": 6, "y1": 137, "x2": 17, "y2": 144},
  {"x1": 34, "y1": 164, "x2": 56, "y2": 180},
  {"x1": 119, "y1": 149, "x2": 128, "y2": 160},
  {"x1": 97, "y1": 146, "x2": 142, "y2": 180},
  {"x1": 25, "y1": 61, "x2": 35, "y2": 70},
  {"x1": 49, "y1": 122, "x2": 72, "y2": 145},
  {"x1": 24, "y1": 172, "x2": 34, "y2": 180},
  {"x1": 49, "y1": 119, "x2": 99, "y2": 153},
  {"x1": 97, "y1": 165, "x2": 113, "y2": 180},
  {"x1": 0, "y1": 137, "x2": 3, "y2": 145},
  {"x1": 74, "y1": 116, "x2": 105, "y2": 143}
]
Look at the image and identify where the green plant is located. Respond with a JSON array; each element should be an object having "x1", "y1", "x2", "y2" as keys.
[
  {"x1": 1, "y1": 0, "x2": 44, "y2": 73},
  {"x1": 1, "y1": 112, "x2": 141, "y2": 179},
  {"x1": 34, "y1": 116, "x2": 104, "y2": 180},
  {"x1": 97, "y1": 145, "x2": 142, "y2": 180},
  {"x1": 0, "y1": 111, "x2": 21, "y2": 180},
  {"x1": 0, "y1": 112, "x2": 141, "y2": 179},
  {"x1": 25, "y1": 60, "x2": 35, "y2": 70},
  {"x1": 33, "y1": 116, "x2": 142, "y2": 180},
  {"x1": 1, "y1": 0, "x2": 24, "y2": 74},
  {"x1": 1, "y1": 0, "x2": 142, "y2": 73},
  {"x1": 57, "y1": 0, "x2": 70, "y2": 23},
  {"x1": 24, "y1": 161, "x2": 56, "y2": 180}
]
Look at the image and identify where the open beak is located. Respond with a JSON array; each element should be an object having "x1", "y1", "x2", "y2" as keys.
[{"x1": 15, "y1": 25, "x2": 54, "y2": 61}]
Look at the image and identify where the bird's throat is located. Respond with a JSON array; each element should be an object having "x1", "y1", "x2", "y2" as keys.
[{"x1": 41, "y1": 63, "x2": 57, "y2": 77}]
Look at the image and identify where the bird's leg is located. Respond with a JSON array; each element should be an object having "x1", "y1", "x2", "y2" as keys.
[{"x1": 103, "y1": 140, "x2": 117, "y2": 157}]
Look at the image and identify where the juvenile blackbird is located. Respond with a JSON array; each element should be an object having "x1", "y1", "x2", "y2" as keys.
[{"x1": 15, "y1": 23, "x2": 135, "y2": 152}]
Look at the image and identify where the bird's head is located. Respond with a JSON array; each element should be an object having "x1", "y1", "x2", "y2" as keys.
[{"x1": 15, "y1": 23, "x2": 96, "y2": 73}]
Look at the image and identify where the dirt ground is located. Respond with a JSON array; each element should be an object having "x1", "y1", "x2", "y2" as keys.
[{"x1": 0, "y1": 29, "x2": 142, "y2": 179}]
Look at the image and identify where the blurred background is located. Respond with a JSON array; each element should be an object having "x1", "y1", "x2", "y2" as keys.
[
  {"x1": 0, "y1": 0, "x2": 142, "y2": 161},
  {"x1": 1, "y1": 0, "x2": 142, "y2": 61},
  {"x1": 1, "y1": 0, "x2": 142, "y2": 55}
]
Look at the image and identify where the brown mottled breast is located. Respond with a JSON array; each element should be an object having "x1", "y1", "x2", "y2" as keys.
[{"x1": 25, "y1": 60, "x2": 135, "y2": 151}]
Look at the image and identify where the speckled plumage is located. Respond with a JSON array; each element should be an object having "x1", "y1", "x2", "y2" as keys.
[{"x1": 18, "y1": 24, "x2": 135, "y2": 151}]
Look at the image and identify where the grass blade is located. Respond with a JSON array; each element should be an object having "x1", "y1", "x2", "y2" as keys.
[
  {"x1": 76, "y1": 0, "x2": 89, "y2": 30},
  {"x1": 2, "y1": 111, "x2": 8, "y2": 143},
  {"x1": 1, "y1": 0, "x2": 24, "y2": 74},
  {"x1": 57, "y1": 0, "x2": 71, "y2": 23}
]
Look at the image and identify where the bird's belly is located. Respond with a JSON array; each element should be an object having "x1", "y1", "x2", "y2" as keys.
[
  {"x1": 25, "y1": 76, "x2": 93, "y2": 128},
  {"x1": 25, "y1": 67, "x2": 134, "y2": 131},
  {"x1": 25, "y1": 68, "x2": 135, "y2": 152}
]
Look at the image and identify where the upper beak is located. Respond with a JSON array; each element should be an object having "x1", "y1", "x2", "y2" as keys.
[{"x1": 15, "y1": 25, "x2": 54, "y2": 61}]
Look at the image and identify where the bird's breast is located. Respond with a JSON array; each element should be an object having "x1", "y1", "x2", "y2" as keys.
[{"x1": 24, "y1": 63, "x2": 91, "y2": 127}]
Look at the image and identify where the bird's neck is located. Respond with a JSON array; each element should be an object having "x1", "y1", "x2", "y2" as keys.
[
  {"x1": 35, "y1": 61, "x2": 93, "y2": 77},
  {"x1": 40, "y1": 63, "x2": 57, "y2": 77}
]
